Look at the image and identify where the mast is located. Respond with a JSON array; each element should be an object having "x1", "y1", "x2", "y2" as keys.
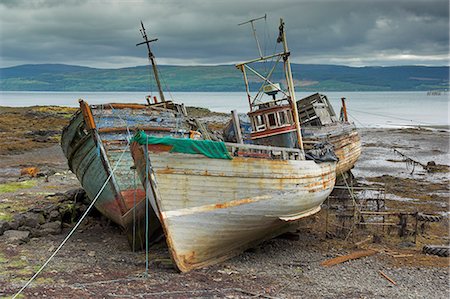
[
  {"x1": 238, "y1": 14, "x2": 266, "y2": 58},
  {"x1": 278, "y1": 18, "x2": 304, "y2": 151},
  {"x1": 136, "y1": 21, "x2": 165, "y2": 103}
]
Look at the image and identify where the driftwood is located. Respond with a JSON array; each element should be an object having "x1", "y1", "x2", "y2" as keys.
[
  {"x1": 321, "y1": 249, "x2": 377, "y2": 267},
  {"x1": 379, "y1": 270, "x2": 397, "y2": 285},
  {"x1": 393, "y1": 148, "x2": 428, "y2": 174},
  {"x1": 354, "y1": 235, "x2": 374, "y2": 247}
]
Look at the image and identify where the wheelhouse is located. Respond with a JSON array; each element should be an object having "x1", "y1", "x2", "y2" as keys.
[{"x1": 247, "y1": 98, "x2": 298, "y2": 148}]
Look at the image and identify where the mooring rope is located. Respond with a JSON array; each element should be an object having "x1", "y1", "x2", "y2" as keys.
[
  {"x1": 12, "y1": 139, "x2": 130, "y2": 299},
  {"x1": 339, "y1": 170, "x2": 361, "y2": 242},
  {"x1": 132, "y1": 167, "x2": 137, "y2": 252},
  {"x1": 108, "y1": 103, "x2": 132, "y2": 139},
  {"x1": 347, "y1": 107, "x2": 435, "y2": 126},
  {"x1": 347, "y1": 112, "x2": 369, "y2": 129},
  {"x1": 145, "y1": 135, "x2": 150, "y2": 276}
]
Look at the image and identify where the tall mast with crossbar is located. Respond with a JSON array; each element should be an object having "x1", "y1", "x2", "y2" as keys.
[{"x1": 136, "y1": 21, "x2": 166, "y2": 103}]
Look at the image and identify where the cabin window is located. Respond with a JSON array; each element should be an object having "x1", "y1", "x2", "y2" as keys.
[
  {"x1": 250, "y1": 117, "x2": 256, "y2": 130},
  {"x1": 267, "y1": 113, "x2": 277, "y2": 127},
  {"x1": 254, "y1": 115, "x2": 266, "y2": 131},
  {"x1": 286, "y1": 109, "x2": 293, "y2": 124},
  {"x1": 279, "y1": 111, "x2": 287, "y2": 125}
]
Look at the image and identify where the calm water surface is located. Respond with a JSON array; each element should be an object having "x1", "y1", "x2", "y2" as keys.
[{"x1": 0, "y1": 91, "x2": 448, "y2": 128}]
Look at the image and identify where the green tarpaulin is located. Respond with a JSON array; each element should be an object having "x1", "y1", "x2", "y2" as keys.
[{"x1": 131, "y1": 131, "x2": 232, "y2": 160}]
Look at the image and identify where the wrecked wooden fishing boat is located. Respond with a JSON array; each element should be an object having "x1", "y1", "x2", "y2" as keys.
[
  {"x1": 297, "y1": 93, "x2": 361, "y2": 175},
  {"x1": 231, "y1": 93, "x2": 362, "y2": 175},
  {"x1": 130, "y1": 132, "x2": 336, "y2": 272},
  {"x1": 224, "y1": 38, "x2": 361, "y2": 176},
  {"x1": 61, "y1": 101, "x2": 192, "y2": 248},
  {"x1": 60, "y1": 22, "x2": 197, "y2": 249},
  {"x1": 224, "y1": 98, "x2": 361, "y2": 175},
  {"x1": 129, "y1": 18, "x2": 337, "y2": 272}
]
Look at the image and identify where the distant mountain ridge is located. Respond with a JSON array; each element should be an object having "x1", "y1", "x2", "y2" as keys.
[{"x1": 1, "y1": 63, "x2": 448, "y2": 92}]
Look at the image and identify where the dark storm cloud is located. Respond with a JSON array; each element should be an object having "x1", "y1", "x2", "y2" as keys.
[{"x1": 0, "y1": 0, "x2": 448, "y2": 67}]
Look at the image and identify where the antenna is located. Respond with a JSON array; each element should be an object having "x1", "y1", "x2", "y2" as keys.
[
  {"x1": 238, "y1": 14, "x2": 266, "y2": 58},
  {"x1": 136, "y1": 21, "x2": 165, "y2": 103}
]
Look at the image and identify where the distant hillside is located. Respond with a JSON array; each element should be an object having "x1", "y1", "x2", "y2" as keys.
[{"x1": 0, "y1": 63, "x2": 448, "y2": 92}]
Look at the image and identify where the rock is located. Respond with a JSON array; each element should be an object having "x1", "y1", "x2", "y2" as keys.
[
  {"x1": 0, "y1": 220, "x2": 10, "y2": 235},
  {"x1": 49, "y1": 210, "x2": 61, "y2": 222},
  {"x1": 21, "y1": 212, "x2": 46, "y2": 228},
  {"x1": 64, "y1": 188, "x2": 86, "y2": 203},
  {"x1": 12, "y1": 214, "x2": 26, "y2": 227},
  {"x1": 40, "y1": 221, "x2": 62, "y2": 235},
  {"x1": 9, "y1": 221, "x2": 20, "y2": 230},
  {"x1": 88, "y1": 251, "x2": 96, "y2": 257},
  {"x1": 3, "y1": 230, "x2": 30, "y2": 244}
]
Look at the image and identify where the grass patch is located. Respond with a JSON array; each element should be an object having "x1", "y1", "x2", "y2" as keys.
[
  {"x1": 0, "y1": 211, "x2": 13, "y2": 221},
  {"x1": 0, "y1": 180, "x2": 36, "y2": 193}
]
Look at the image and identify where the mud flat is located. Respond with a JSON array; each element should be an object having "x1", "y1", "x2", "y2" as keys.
[{"x1": 0, "y1": 106, "x2": 448, "y2": 298}]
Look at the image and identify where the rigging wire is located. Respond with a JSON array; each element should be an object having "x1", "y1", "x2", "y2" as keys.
[
  {"x1": 132, "y1": 167, "x2": 137, "y2": 252},
  {"x1": 146, "y1": 61, "x2": 155, "y2": 99},
  {"x1": 12, "y1": 139, "x2": 131, "y2": 299},
  {"x1": 347, "y1": 108, "x2": 435, "y2": 126},
  {"x1": 108, "y1": 104, "x2": 132, "y2": 138},
  {"x1": 347, "y1": 112, "x2": 369, "y2": 128},
  {"x1": 144, "y1": 136, "x2": 150, "y2": 276},
  {"x1": 262, "y1": 15, "x2": 268, "y2": 74},
  {"x1": 155, "y1": 63, "x2": 175, "y2": 103}
]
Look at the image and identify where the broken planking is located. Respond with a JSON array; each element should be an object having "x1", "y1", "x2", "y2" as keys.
[
  {"x1": 320, "y1": 249, "x2": 377, "y2": 267},
  {"x1": 379, "y1": 270, "x2": 397, "y2": 286}
]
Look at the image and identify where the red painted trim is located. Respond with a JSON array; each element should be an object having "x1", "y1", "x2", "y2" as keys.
[
  {"x1": 121, "y1": 189, "x2": 146, "y2": 210},
  {"x1": 251, "y1": 125, "x2": 296, "y2": 139}
]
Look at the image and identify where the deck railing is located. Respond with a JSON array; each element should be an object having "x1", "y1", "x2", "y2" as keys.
[{"x1": 225, "y1": 142, "x2": 305, "y2": 161}]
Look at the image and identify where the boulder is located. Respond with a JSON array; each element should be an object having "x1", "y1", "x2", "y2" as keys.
[
  {"x1": 40, "y1": 221, "x2": 62, "y2": 235},
  {"x1": 48, "y1": 210, "x2": 61, "y2": 222},
  {"x1": 8, "y1": 221, "x2": 20, "y2": 230},
  {"x1": 12, "y1": 214, "x2": 26, "y2": 227},
  {"x1": 20, "y1": 212, "x2": 45, "y2": 229},
  {"x1": 3, "y1": 230, "x2": 30, "y2": 244},
  {"x1": 0, "y1": 220, "x2": 10, "y2": 235}
]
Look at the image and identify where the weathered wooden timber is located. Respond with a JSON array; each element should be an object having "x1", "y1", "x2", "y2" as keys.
[
  {"x1": 61, "y1": 100, "x2": 192, "y2": 249},
  {"x1": 298, "y1": 93, "x2": 361, "y2": 174},
  {"x1": 229, "y1": 18, "x2": 361, "y2": 177},
  {"x1": 223, "y1": 112, "x2": 361, "y2": 174},
  {"x1": 130, "y1": 139, "x2": 336, "y2": 272}
]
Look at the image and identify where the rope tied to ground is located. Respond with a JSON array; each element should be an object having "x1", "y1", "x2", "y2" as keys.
[{"x1": 12, "y1": 139, "x2": 131, "y2": 299}]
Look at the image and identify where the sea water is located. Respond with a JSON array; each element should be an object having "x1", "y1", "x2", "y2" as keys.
[{"x1": 0, "y1": 91, "x2": 448, "y2": 128}]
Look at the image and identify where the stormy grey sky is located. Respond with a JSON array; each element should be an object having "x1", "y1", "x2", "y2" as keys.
[{"x1": 0, "y1": 0, "x2": 448, "y2": 68}]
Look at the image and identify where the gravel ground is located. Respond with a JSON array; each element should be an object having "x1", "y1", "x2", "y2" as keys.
[{"x1": 0, "y1": 125, "x2": 449, "y2": 298}]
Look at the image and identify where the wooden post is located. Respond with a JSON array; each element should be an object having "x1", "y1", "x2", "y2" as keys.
[
  {"x1": 239, "y1": 65, "x2": 253, "y2": 110},
  {"x1": 279, "y1": 18, "x2": 304, "y2": 151},
  {"x1": 341, "y1": 97, "x2": 348, "y2": 122},
  {"x1": 79, "y1": 99, "x2": 96, "y2": 130},
  {"x1": 231, "y1": 110, "x2": 244, "y2": 144},
  {"x1": 414, "y1": 211, "x2": 419, "y2": 244}
]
